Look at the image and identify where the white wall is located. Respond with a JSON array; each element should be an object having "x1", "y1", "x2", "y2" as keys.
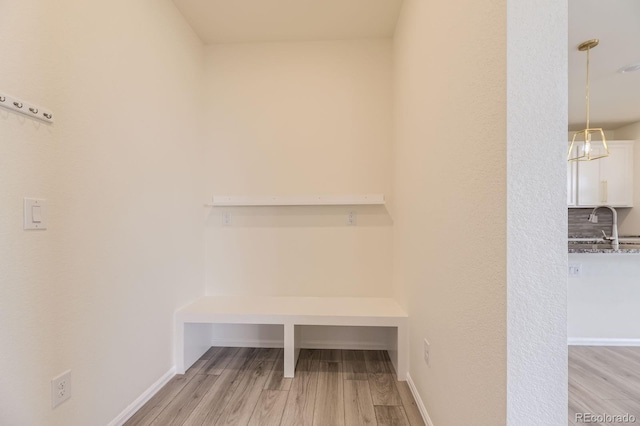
[
  {"x1": 392, "y1": 1, "x2": 508, "y2": 424},
  {"x1": 506, "y1": 0, "x2": 568, "y2": 424},
  {"x1": 569, "y1": 253, "x2": 640, "y2": 342},
  {"x1": 207, "y1": 324, "x2": 395, "y2": 350},
  {"x1": 203, "y1": 40, "x2": 393, "y2": 297},
  {"x1": 1, "y1": 1, "x2": 569, "y2": 424},
  {"x1": 0, "y1": 1, "x2": 205, "y2": 425},
  {"x1": 392, "y1": 0, "x2": 567, "y2": 425}
]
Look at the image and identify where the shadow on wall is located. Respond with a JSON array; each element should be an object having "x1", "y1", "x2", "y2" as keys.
[{"x1": 205, "y1": 205, "x2": 393, "y2": 228}]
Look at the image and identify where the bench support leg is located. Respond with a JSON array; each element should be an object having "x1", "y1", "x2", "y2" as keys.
[
  {"x1": 396, "y1": 322, "x2": 409, "y2": 380},
  {"x1": 284, "y1": 323, "x2": 300, "y2": 378},
  {"x1": 176, "y1": 321, "x2": 185, "y2": 375},
  {"x1": 176, "y1": 321, "x2": 212, "y2": 375}
]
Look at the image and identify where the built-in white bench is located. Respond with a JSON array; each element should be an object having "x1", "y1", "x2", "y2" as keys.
[{"x1": 175, "y1": 296, "x2": 408, "y2": 380}]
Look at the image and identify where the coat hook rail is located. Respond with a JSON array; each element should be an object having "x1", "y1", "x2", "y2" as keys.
[{"x1": 0, "y1": 92, "x2": 54, "y2": 123}]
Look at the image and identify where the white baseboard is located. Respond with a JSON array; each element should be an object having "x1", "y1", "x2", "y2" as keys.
[
  {"x1": 211, "y1": 339, "x2": 284, "y2": 348},
  {"x1": 210, "y1": 338, "x2": 388, "y2": 351},
  {"x1": 406, "y1": 372, "x2": 434, "y2": 426},
  {"x1": 568, "y1": 338, "x2": 640, "y2": 347},
  {"x1": 107, "y1": 366, "x2": 175, "y2": 426},
  {"x1": 300, "y1": 340, "x2": 388, "y2": 350}
]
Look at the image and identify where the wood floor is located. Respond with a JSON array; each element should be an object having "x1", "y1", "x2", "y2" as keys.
[
  {"x1": 569, "y1": 346, "x2": 640, "y2": 426},
  {"x1": 126, "y1": 347, "x2": 425, "y2": 426}
]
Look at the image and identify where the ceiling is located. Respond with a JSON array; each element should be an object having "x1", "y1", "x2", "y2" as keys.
[
  {"x1": 173, "y1": 0, "x2": 639, "y2": 130},
  {"x1": 172, "y1": 0, "x2": 403, "y2": 44},
  {"x1": 569, "y1": 0, "x2": 640, "y2": 130}
]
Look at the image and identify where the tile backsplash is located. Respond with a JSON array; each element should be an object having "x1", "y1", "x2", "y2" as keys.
[{"x1": 568, "y1": 208, "x2": 614, "y2": 237}]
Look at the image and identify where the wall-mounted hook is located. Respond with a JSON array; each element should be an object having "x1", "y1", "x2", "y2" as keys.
[{"x1": 0, "y1": 93, "x2": 53, "y2": 123}]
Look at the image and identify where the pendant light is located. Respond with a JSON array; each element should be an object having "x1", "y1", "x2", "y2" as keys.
[{"x1": 568, "y1": 39, "x2": 609, "y2": 161}]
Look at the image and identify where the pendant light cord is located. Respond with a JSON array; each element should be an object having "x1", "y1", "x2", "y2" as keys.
[{"x1": 586, "y1": 46, "x2": 590, "y2": 129}]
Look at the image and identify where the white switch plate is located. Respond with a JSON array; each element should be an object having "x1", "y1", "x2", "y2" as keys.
[{"x1": 24, "y1": 198, "x2": 47, "y2": 230}]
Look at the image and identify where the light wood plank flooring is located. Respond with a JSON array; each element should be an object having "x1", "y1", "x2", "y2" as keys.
[
  {"x1": 126, "y1": 348, "x2": 425, "y2": 426},
  {"x1": 569, "y1": 346, "x2": 640, "y2": 426}
]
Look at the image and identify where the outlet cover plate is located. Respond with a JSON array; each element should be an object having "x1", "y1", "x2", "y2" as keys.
[
  {"x1": 222, "y1": 212, "x2": 232, "y2": 227},
  {"x1": 51, "y1": 370, "x2": 71, "y2": 408},
  {"x1": 568, "y1": 264, "x2": 582, "y2": 276},
  {"x1": 347, "y1": 211, "x2": 357, "y2": 226},
  {"x1": 424, "y1": 338, "x2": 431, "y2": 367}
]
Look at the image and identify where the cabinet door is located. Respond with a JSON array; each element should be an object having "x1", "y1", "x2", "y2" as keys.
[
  {"x1": 600, "y1": 142, "x2": 633, "y2": 207},
  {"x1": 576, "y1": 144, "x2": 606, "y2": 206},
  {"x1": 575, "y1": 141, "x2": 634, "y2": 207},
  {"x1": 567, "y1": 159, "x2": 577, "y2": 206}
]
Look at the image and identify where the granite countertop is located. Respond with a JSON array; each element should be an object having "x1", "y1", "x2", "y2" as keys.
[{"x1": 568, "y1": 236, "x2": 640, "y2": 253}]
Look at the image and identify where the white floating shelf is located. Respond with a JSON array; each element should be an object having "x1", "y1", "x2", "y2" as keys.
[{"x1": 205, "y1": 194, "x2": 385, "y2": 207}]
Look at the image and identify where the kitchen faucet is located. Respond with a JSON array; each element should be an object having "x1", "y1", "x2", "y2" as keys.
[{"x1": 588, "y1": 205, "x2": 619, "y2": 250}]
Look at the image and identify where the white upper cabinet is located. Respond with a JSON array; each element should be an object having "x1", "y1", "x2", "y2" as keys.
[
  {"x1": 567, "y1": 159, "x2": 577, "y2": 207},
  {"x1": 569, "y1": 140, "x2": 634, "y2": 208}
]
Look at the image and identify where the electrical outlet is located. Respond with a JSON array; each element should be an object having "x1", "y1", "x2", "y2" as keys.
[
  {"x1": 347, "y1": 211, "x2": 357, "y2": 226},
  {"x1": 51, "y1": 370, "x2": 71, "y2": 408},
  {"x1": 568, "y1": 264, "x2": 582, "y2": 276},
  {"x1": 222, "y1": 212, "x2": 232, "y2": 227},
  {"x1": 423, "y1": 338, "x2": 430, "y2": 367}
]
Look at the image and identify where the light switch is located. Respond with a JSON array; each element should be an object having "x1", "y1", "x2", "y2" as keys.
[
  {"x1": 32, "y1": 205, "x2": 42, "y2": 223},
  {"x1": 24, "y1": 198, "x2": 47, "y2": 230}
]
